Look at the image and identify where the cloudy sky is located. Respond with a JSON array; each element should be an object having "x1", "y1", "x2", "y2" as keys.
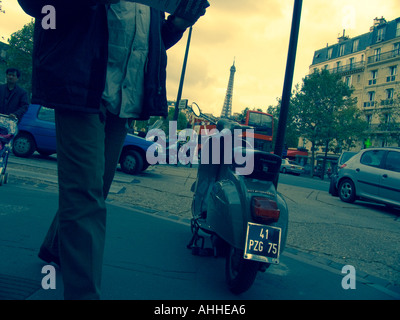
[{"x1": 1, "y1": 0, "x2": 400, "y2": 116}]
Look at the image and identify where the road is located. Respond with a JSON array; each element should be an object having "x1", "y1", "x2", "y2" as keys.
[
  {"x1": 1, "y1": 153, "x2": 399, "y2": 300},
  {"x1": 278, "y1": 171, "x2": 330, "y2": 191}
]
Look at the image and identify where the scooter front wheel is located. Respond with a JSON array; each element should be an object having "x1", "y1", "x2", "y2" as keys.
[{"x1": 225, "y1": 246, "x2": 259, "y2": 294}]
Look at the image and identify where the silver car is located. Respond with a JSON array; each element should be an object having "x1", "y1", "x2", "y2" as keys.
[
  {"x1": 336, "y1": 147, "x2": 400, "y2": 208},
  {"x1": 280, "y1": 159, "x2": 304, "y2": 175}
]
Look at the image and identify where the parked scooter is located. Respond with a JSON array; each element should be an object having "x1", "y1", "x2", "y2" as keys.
[{"x1": 187, "y1": 104, "x2": 288, "y2": 294}]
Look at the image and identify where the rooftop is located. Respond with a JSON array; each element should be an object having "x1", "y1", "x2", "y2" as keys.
[{"x1": 311, "y1": 17, "x2": 400, "y2": 66}]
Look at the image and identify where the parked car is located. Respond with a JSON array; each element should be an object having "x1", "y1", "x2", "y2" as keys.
[
  {"x1": 12, "y1": 104, "x2": 160, "y2": 175},
  {"x1": 336, "y1": 147, "x2": 400, "y2": 208},
  {"x1": 329, "y1": 151, "x2": 357, "y2": 196},
  {"x1": 280, "y1": 159, "x2": 304, "y2": 175}
]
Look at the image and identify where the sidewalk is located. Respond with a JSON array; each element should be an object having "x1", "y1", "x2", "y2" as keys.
[{"x1": 0, "y1": 182, "x2": 399, "y2": 300}]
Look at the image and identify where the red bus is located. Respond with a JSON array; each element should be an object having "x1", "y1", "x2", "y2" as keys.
[{"x1": 243, "y1": 110, "x2": 274, "y2": 152}]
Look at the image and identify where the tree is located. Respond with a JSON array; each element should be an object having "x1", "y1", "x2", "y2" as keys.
[
  {"x1": 5, "y1": 20, "x2": 34, "y2": 95},
  {"x1": 0, "y1": 1, "x2": 4, "y2": 14},
  {"x1": 292, "y1": 69, "x2": 367, "y2": 178},
  {"x1": 267, "y1": 92, "x2": 300, "y2": 150}
]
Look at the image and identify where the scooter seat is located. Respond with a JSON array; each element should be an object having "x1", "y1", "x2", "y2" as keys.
[{"x1": 238, "y1": 150, "x2": 282, "y2": 182}]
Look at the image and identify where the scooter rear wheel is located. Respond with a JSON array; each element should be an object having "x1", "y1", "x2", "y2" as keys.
[{"x1": 225, "y1": 246, "x2": 259, "y2": 294}]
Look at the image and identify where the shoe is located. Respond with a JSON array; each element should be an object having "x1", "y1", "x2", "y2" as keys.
[{"x1": 38, "y1": 247, "x2": 60, "y2": 267}]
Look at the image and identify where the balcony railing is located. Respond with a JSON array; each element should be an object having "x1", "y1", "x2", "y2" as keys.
[
  {"x1": 367, "y1": 123, "x2": 400, "y2": 133},
  {"x1": 363, "y1": 100, "x2": 396, "y2": 108},
  {"x1": 363, "y1": 101, "x2": 375, "y2": 108},
  {"x1": 328, "y1": 61, "x2": 365, "y2": 74},
  {"x1": 367, "y1": 49, "x2": 400, "y2": 64}
]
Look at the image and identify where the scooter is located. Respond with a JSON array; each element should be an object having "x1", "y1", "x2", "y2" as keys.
[{"x1": 187, "y1": 105, "x2": 288, "y2": 294}]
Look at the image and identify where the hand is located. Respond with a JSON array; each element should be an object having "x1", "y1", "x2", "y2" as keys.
[
  {"x1": 174, "y1": 0, "x2": 210, "y2": 24},
  {"x1": 170, "y1": 16, "x2": 194, "y2": 30}
]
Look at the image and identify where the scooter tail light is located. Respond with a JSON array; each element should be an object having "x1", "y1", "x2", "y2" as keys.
[
  {"x1": 251, "y1": 197, "x2": 280, "y2": 223},
  {"x1": 340, "y1": 164, "x2": 347, "y2": 169}
]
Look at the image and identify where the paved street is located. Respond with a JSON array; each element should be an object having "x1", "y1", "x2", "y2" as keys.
[{"x1": 0, "y1": 154, "x2": 399, "y2": 300}]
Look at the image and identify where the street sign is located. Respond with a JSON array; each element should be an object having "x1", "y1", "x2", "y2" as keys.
[{"x1": 178, "y1": 99, "x2": 188, "y2": 109}]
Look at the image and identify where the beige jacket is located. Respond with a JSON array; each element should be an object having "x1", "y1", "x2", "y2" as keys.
[{"x1": 102, "y1": 2, "x2": 151, "y2": 118}]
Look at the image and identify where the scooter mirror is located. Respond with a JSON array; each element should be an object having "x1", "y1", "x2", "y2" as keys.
[{"x1": 191, "y1": 103, "x2": 201, "y2": 117}]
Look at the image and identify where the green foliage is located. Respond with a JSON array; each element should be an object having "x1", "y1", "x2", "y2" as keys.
[
  {"x1": 288, "y1": 69, "x2": 368, "y2": 175},
  {"x1": 6, "y1": 20, "x2": 34, "y2": 95},
  {"x1": 292, "y1": 69, "x2": 367, "y2": 152}
]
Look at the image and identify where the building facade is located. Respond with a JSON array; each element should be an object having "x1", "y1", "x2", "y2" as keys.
[{"x1": 310, "y1": 17, "x2": 400, "y2": 148}]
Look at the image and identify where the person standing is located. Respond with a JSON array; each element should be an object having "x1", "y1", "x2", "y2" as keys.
[
  {"x1": 18, "y1": 0, "x2": 209, "y2": 300},
  {"x1": 0, "y1": 68, "x2": 29, "y2": 121}
]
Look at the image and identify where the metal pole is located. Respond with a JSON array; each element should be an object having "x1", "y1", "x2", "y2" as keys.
[
  {"x1": 173, "y1": 26, "x2": 193, "y2": 121},
  {"x1": 274, "y1": 0, "x2": 303, "y2": 159}
]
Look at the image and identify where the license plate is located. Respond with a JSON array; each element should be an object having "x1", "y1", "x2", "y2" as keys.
[{"x1": 244, "y1": 222, "x2": 281, "y2": 264}]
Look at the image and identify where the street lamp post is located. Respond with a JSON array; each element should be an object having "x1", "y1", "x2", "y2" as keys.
[
  {"x1": 173, "y1": 26, "x2": 193, "y2": 121},
  {"x1": 274, "y1": 0, "x2": 303, "y2": 160}
]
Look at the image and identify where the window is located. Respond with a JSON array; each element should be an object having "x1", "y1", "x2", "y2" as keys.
[
  {"x1": 345, "y1": 76, "x2": 352, "y2": 87},
  {"x1": 387, "y1": 66, "x2": 397, "y2": 82},
  {"x1": 336, "y1": 61, "x2": 341, "y2": 71},
  {"x1": 377, "y1": 27, "x2": 385, "y2": 42},
  {"x1": 38, "y1": 107, "x2": 55, "y2": 123},
  {"x1": 360, "y1": 150, "x2": 385, "y2": 167},
  {"x1": 385, "y1": 151, "x2": 400, "y2": 173},
  {"x1": 368, "y1": 91, "x2": 375, "y2": 101},
  {"x1": 364, "y1": 91, "x2": 375, "y2": 107},
  {"x1": 369, "y1": 70, "x2": 378, "y2": 85},
  {"x1": 339, "y1": 44, "x2": 345, "y2": 57},
  {"x1": 352, "y1": 39, "x2": 359, "y2": 53},
  {"x1": 366, "y1": 114, "x2": 372, "y2": 126},
  {"x1": 327, "y1": 48, "x2": 333, "y2": 60},
  {"x1": 396, "y1": 22, "x2": 400, "y2": 37},
  {"x1": 384, "y1": 114, "x2": 392, "y2": 124},
  {"x1": 374, "y1": 48, "x2": 381, "y2": 62},
  {"x1": 381, "y1": 91, "x2": 393, "y2": 107},
  {"x1": 394, "y1": 43, "x2": 400, "y2": 56},
  {"x1": 349, "y1": 57, "x2": 354, "y2": 68},
  {"x1": 386, "y1": 88, "x2": 394, "y2": 100}
]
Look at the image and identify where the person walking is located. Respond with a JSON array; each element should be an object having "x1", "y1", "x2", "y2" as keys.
[
  {"x1": 0, "y1": 68, "x2": 29, "y2": 122},
  {"x1": 18, "y1": 0, "x2": 209, "y2": 299}
]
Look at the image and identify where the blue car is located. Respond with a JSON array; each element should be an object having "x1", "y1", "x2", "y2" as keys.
[{"x1": 13, "y1": 104, "x2": 159, "y2": 175}]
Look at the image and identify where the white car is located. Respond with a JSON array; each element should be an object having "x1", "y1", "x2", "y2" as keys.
[{"x1": 280, "y1": 159, "x2": 304, "y2": 176}]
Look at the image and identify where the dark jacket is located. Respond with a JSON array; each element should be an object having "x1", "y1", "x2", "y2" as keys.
[
  {"x1": 18, "y1": 0, "x2": 184, "y2": 120},
  {"x1": 0, "y1": 84, "x2": 29, "y2": 121}
]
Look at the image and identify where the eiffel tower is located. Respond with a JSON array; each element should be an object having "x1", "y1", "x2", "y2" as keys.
[{"x1": 220, "y1": 59, "x2": 236, "y2": 119}]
